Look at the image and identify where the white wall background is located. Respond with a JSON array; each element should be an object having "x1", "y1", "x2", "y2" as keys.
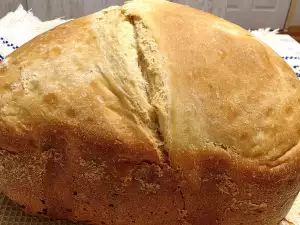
[
  {"x1": 0, "y1": 0, "x2": 228, "y2": 21},
  {"x1": 0, "y1": 0, "x2": 27, "y2": 18},
  {"x1": 0, "y1": 0, "x2": 294, "y2": 29}
]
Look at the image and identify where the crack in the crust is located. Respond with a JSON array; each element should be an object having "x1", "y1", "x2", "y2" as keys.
[
  {"x1": 121, "y1": 14, "x2": 188, "y2": 217},
  {"x1": 126, "y1": 15, "x2": 170, "y2": 166},
  {"x1": 126, "y1": 17, "x2": 190, "y2": 223}
]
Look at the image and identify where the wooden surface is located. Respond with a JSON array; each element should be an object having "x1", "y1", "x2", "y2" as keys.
[
  {"x1": 0, "y1": 0, "x2": 27, "y2": 19},
  {"x1": 285, "y1": 0, "x2": 300, "y2": 28},
  {"x1": 281, "y1": 26, "x2": 300, "y2": 43}
]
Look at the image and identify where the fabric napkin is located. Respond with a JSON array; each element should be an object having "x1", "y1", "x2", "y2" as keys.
[
  {"x1": 0, "y1": 5, "x2": 67, "y2": 61},
  {"x1": 251, "y1": 28, "x2": 300, "y2": 79}
]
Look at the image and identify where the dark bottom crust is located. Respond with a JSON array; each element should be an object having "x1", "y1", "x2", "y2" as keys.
[{"x1": 1, "y1": 144, "x2": 300, "y2": 225}]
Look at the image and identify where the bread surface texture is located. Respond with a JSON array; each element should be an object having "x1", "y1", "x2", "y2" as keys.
[{"x1": 1, "y1": 0, "x2": 300, "y2": 224}]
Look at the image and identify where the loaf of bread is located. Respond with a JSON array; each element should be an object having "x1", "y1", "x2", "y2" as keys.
[{"x1": 0, "y1": 0, "x2": 300, "y2": 224}]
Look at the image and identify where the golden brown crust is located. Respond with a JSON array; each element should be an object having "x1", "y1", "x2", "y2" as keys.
[
  {"x1": 1, "y1": 0, "x2": 300, "y2": 225},
  {"x1": 125, "y1": 0, "x2": 300, "y2": 161}
]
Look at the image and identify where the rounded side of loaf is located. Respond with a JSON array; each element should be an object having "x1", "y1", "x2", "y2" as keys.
[{"x1": 0, "y1": 0, "x2": 300, "y2": 224}]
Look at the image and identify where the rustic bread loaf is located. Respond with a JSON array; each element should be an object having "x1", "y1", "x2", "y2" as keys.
[{"x1": 1, "y1": 0, "x2": 300, "y2": 224}]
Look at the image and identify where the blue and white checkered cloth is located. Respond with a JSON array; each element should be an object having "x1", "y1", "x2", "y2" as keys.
[
  {"x1": 0, "y1": 36, "x2": 19, "y2": 60},
  {"x1": 0, "y1": 5, "x2": 67, "y2": 62},
  {"x1": 282, "y1": 56, "x2": 300, "y2": 77},
  {"x1": 251, "y1": 29, "x2": 300, "y2": 79}
]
